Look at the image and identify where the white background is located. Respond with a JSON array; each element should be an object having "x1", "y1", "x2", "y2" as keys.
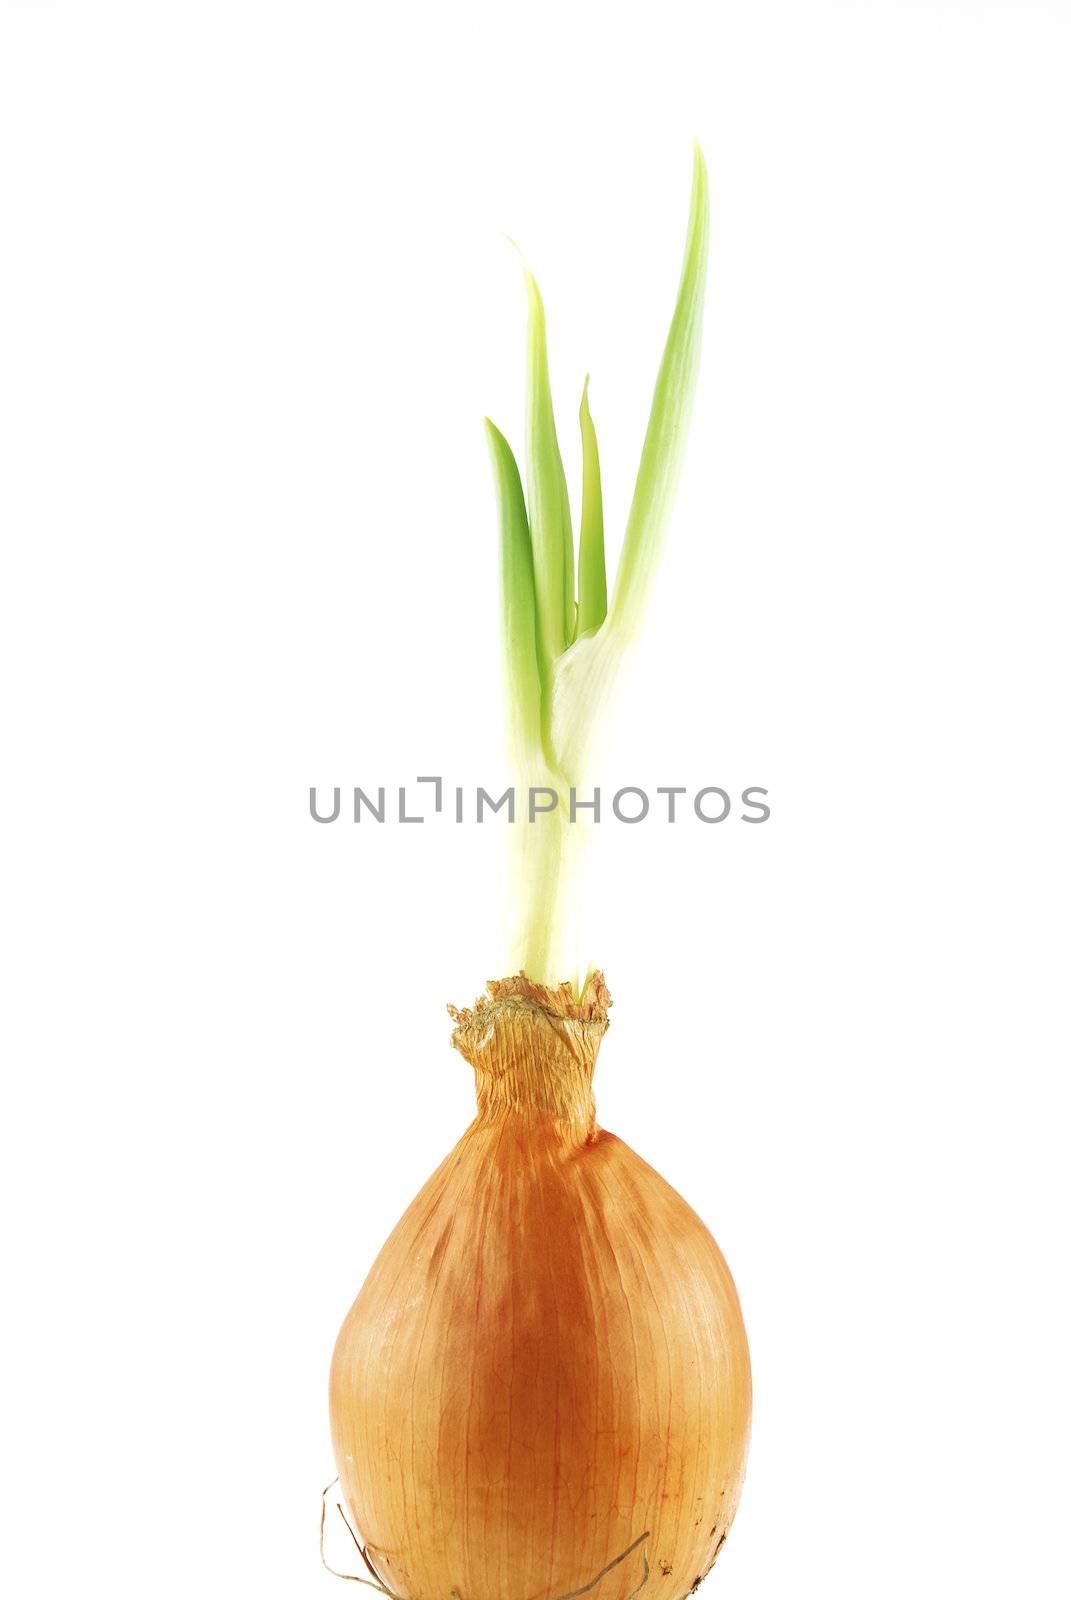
[{"x1": 2, "y1": 2, "x2": 1069, "y2": 1596}]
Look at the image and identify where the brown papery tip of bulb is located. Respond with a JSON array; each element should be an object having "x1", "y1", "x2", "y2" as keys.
[
  {"x1": 447, "y1": 969, "x2": 612, "y2": 1029},
  {"x1": 447, "y1": 972, "x2": 611, "y2": 1126}
]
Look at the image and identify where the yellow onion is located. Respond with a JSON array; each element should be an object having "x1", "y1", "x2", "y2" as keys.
[{"x1": 329, "y1": 974, "x2": 751, "y2": 1600}]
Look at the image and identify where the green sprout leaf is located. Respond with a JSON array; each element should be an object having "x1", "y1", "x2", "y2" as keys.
[
  {"x1": 523, "y1": 268, "x2": 575, "y2": 667},
  {"x1": 608, "y1": 142, "x2": 710, "y2": 640},
  {"x1": 576, "y1": 377, "x2": 607, "y2": 637},
  {"x1": 484, "y1": 419, "x2": 543, "y2": 770}
]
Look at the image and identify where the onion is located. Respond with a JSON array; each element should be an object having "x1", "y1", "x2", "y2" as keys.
[
  {"x1": 329, "y1": 148, "x2": 750, "y2": 1596},
  {"x1": 330, "y1": 974, "x2": 751, "y2": 1600}
]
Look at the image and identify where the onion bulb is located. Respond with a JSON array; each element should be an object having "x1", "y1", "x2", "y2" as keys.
[{"x1": 329, "y1": 974, "x2": 750, "y2": 1600}]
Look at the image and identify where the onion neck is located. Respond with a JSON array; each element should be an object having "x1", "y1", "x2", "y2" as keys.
[{"x1": 449, "y1": 972, "x2": 611, "y2": 1145}]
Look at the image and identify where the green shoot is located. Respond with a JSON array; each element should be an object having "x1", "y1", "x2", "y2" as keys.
[
  {"x1": 576, "y1": 378, "x2": 607, "y2": 637},
  {"x1": 523, "y1": 269, "x2": 576, "y2": 671},
  {"x1": 608, "y1": 144, "x2": 710, "y2": 641},
  {"x1": 484, "y1": 146, "x2": 710, "y2": 988},
  {"x1": 484, "y1": 420, "x2": 544, "y2": 770}
]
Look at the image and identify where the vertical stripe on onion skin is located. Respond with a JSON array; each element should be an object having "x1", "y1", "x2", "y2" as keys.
[{"x1": 329, "y1": 977, "x2": 751, "y2": 1600}]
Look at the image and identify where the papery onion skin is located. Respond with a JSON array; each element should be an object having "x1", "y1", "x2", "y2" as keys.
[{"x1": 329, "y1": 975, "x2": 751, "y2": 1600}]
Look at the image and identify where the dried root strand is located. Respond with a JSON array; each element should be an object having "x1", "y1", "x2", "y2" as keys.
[
  {"x1": 552, "y1": 1531, "x2": 651, "y2": 1600},
  {"x1": 320, "y1": 1479, "x2": 401, "y2": 1598}
]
